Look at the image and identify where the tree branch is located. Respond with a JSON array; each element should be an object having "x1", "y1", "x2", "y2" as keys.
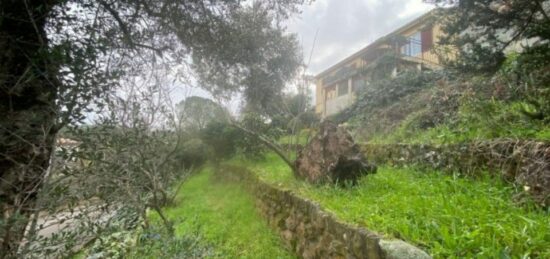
[{"x1": 230, "y1": 122, "x2": 297, "y2": 173}]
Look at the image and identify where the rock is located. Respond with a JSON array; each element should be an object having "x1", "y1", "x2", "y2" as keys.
[
  {"x1": 294, "y1": 121, "x2": 376, "y2": 185},
  {"x1": 379, "y1": 239, "x2": 432, "y2": 259}
]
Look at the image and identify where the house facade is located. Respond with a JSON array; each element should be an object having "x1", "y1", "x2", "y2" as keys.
[{"x1": 315, "y1": 10, "x2": 449, "y2": 118}]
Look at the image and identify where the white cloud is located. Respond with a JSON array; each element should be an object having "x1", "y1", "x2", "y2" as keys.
[
  {"x1": 398, "y1": 0, "x2": 434, "y2": 19},
  {"x1": 287, "y1": 0, "x2": 435, "y2": 75}
]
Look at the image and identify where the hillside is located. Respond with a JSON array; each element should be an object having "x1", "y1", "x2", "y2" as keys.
[{"x1": 331, "y1": 68, "x2": 550, "y2": 144}]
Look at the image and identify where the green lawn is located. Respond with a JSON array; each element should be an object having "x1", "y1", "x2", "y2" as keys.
[
  {"x1": 234, "y1": 153, "x2": 550, "y2": 258},
  {"x1": 144, "y1": 167, "x2": 294, "y2": 259}
]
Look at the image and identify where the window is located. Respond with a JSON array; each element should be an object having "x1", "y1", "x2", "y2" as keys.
[
  {"x1": 401, "y1": 32, "x2": 422, "y2": 57},
  {"x1": 337, "y1": 81, "x2": 348, "y2": 96}
]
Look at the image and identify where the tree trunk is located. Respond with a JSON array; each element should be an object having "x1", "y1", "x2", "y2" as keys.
[
  {"x1": 0, "y1": 1, "x2": 58, "y2": 257},
  {"x1": 231, "y1": 123, "x2": 297, "y2": 173}
]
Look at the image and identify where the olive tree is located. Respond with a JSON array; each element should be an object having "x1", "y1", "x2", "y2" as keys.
[{"x1": 0, "y1": 0, "x2": 307, "y2": 256}]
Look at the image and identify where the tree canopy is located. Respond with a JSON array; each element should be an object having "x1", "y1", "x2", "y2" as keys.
[
  {"x1": 426, "y1": 0, "x2": 550, "y2": 72},
  {"x1": 177, "y1": 96, "x2": 226, "y2": 133}
]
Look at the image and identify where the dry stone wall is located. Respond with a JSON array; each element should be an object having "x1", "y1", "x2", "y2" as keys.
[
  {"x1": 219, "y1": 165, "x2": 431, "y2": 259},
  {"x1": 361, "y1": 139, "x2": 550, "y2": 207}
]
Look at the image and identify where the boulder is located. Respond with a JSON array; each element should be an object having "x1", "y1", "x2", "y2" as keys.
[
  {"x1": 294, "y1": 121, "x2": 376, "y2": 185},
  {"x1": 379, "y1": 239, "x2": 432, "y2": 259}
]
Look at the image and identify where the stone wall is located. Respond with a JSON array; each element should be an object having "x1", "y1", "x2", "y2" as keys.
[
  {"x1": 219, "y1": 165, "x2": 431, "y2": 259},
  {"x1": 360, "y1": 139, "x2": 550, "y2": 206}
]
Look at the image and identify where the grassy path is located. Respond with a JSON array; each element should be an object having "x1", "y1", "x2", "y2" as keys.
[
  {"x1": 155, "y1": 167, "x2": 294, "y2": 258},
  {"x1": 234, "y1": 153, "x2": 550, "y2": 258}
]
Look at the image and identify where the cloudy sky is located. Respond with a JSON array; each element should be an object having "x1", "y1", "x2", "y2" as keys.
[{"x1": 286, "y1": 0, "x2": 434, "y2": 75}]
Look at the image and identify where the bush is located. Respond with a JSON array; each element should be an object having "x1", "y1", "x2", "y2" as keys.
[
  {"x1": 174, "y1": 138, "x2": 210, "y2": 169},
  {"x1": 498, "y1": 52, "x2": 550, "y2": 123},
  {"x1": 200, "y1": 122, "x2": 239, "y2": 162},
  {"x1": 331, "y1": 70, "x2": 450, "y2": 123}
]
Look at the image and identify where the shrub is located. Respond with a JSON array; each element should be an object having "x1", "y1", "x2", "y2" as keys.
[
  {"x1": 174, "y1": 138, "x2": 210, "y2": 169},
  {"x1": 200, "y1": 122, "x2": 239, "y2": 162},
  {"x1": 331, "y1": 70, "x2": 449, "y2": 123}
]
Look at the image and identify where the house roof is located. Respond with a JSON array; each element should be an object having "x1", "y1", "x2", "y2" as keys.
[{"x1": 314, "y1": 9, "x2": 438, "y2": 79}]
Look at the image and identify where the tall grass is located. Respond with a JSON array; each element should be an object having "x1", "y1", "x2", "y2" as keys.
[
  {"x1": 370, "y1": 100, "x2": 550, "y2": 144},
  {"x1": 238, "y1": 153, "x2": 550, "y2": 258},
  {"x1": 144, "y1": 167, "x2": 294, "y2": 258}
]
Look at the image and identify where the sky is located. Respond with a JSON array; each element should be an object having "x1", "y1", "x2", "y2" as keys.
[{"x1": 286, "y1": 0, "x2": 434, "y2": 75}]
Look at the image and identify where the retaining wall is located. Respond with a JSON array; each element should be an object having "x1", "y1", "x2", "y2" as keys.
[{"x1": 219, "y1": 165, "x2": 431, "y2": 259}]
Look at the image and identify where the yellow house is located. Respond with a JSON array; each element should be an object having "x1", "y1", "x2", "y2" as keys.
[{"x1": 315, "y1": 9, "x2": 449, "y2": 118}]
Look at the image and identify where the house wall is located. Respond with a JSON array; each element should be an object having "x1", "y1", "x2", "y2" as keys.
[
  {"x1": 314, "y1": 12, "x2": 448, "y2": 118},
  {"x1": 315, "y1": 79, "x2": 324, "y2": 114},
  {"x1": 325, "y1": 78, "x2": 354, "y2": 116},
  {"x1": 316, "y1": 57, "x2": 365, "y2": 117}
]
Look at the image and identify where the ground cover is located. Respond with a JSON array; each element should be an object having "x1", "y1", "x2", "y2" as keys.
[
  {"x1": 368, "y1": 100, "x2": 550, "y2": 144},
  {"x1": 233, "y1": 153, "x2": 550, "y2": 258},
  {"x1": 135, "y1": 167, "x2": 294, "y2": 258}
]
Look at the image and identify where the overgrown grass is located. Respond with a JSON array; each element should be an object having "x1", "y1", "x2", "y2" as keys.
[
  {"x1": 237, "y1": 153, "x2": 550, "y2": 258},
  {"x1": 143, "y1": 167, "x2": 294, "y2": 258},
  {"x1": 368, "y1": 100, "x2": 550, "y2": 144}
]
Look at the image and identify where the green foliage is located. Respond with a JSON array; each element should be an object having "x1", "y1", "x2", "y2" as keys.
[
  {"x1": 240, "y1": 153, "x2": 550, "y2": 258},
  {"x1": 231, "y1": 153, "x2": 297, "y2": 187},
  {"x1": 370, "y1": 93, "x2": 550, "y2": 144},
  {"x1": 193, "y1": 2, "x2": 302, "y2": 110},
  {"x1": 200, "y1": 122, "x2": 239, "y2": 162},
  {"x1": 332, "y1": 71, "x2": 448, "y2": 124},
  {"x1": 127, "y1": 226, "x2": 213, "y2": 259},
  {"x1": 146, "y1": 167, "x2": 294, "y2": 258},
  {"x1": 176, "y1": 96, "x2": 226, "y2": 134},
  {"x1": 2, "y1": 0, "x2": 306, "y2": 256},
  {"x1": 329, "y1": 70, "x2": 456, "y2": 142},
  {"x1": 87, "y1": 231, "x2": 138, "y2": 259},
  {"x1": 174, "y1": 138, "x2": 211, "y2": 169},
  {"x1": 265, "y1": 91, "x2": 319, "y2": 135},
  {"x1": 340, "y1": 65, "x2": 550, "y2": 144},
  {"x1": 235, "y1": 113, "x2": 278, "y2": 160},
  {"x1": 428, "y1": 0, "x2": 550, "y2": 73},
  {"x1": 497, "y1": 52, "x2": 550, "y2": 122}
]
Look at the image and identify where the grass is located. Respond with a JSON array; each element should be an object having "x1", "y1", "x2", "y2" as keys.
[
  {"x1": 142, "y1": 167, "x2": 294, "y2": 259},
  {"x1": 235, "y1": 153, "x2": 550, "y2": 258},
  {"x1": 369, "y1": 100, "x2": 550, "y2": 144}
]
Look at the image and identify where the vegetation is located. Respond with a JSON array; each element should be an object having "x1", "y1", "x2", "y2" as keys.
[
  {"x1": 1, "y1": 1, "x2": 306, "y2": 256},
  {"x1": 369, "y1": 99, "x2": 550, "y2": 144},
  {"x1": 138, "y1": 167, "x2": 294, "y2": 258},
  {"x1": 3, "y1": 0, "x2": 549, "y2": 258},
  {"x1": 176, "y1": 96, "x2": 227, "y2": 135},
  {"x1": 335, "y1": 63, "x2": 550, "y2": 144},
  {"x1": 427, "y1": 0, "x2": 550, "y2": 73},
  {"x1": 236, "y1": 153, "x2": 550, "y2": 258}
]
